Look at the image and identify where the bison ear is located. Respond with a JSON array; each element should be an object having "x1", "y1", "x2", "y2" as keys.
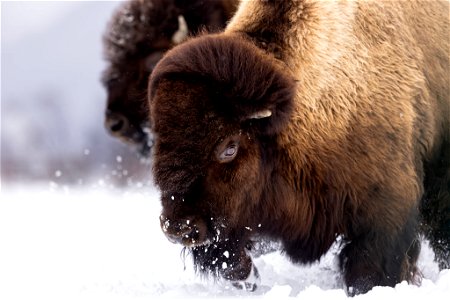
[
  {"x1": 234, "y1": 64, "x2": 295, "y2": 136},
  {"x1": 211, "y1": 38, "x2": 296, "y2": 136},
  {"x1": 241, "y1": 95, "x2": 292, "y2": 136}
]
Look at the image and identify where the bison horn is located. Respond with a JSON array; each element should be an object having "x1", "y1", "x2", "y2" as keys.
[
  {"x1": 172, "y1": 15, "x2": 188, "y2": 45},
  {"x1": 248, "y1": 109, "x2": 272, "y2": 119}
]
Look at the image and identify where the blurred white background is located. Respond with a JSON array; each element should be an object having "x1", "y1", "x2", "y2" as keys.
[{"x1": 1, "y1": 0, "x2": 150, "y2": 189}]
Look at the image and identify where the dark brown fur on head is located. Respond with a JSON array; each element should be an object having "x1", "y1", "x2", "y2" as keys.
[
  {"x1": 102, "y1": 0, "x2": 237, "y2": 154},
  {"x1": 150, "y1": 35, "x2": 295, "y2": 135},
  {"x1": 149, "y1": 34, "x2": 295, "y2": 193}
]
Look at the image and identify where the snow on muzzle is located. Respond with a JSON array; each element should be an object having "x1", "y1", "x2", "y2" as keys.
[{"x1": 160, "y1": 214, "x2": 209, "y2": 247}]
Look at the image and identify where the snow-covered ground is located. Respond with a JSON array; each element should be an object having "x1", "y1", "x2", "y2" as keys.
[{"x1": 0, "y1": 185, "x2": 448, "y2": 300}]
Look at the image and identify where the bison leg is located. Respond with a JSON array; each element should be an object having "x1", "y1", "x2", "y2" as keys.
[
  {"x1": 421, "y1": 139, "x2": 450, "y2": 269},
  {"x1": 339, "y1": 214, "x2": 420, "y2": 296},
  {"x1": 228, "y1": 253, "x2": 260, "y2": 292},
  {"x1": 421, "y1": 181, "x2": 450, "y2": 270}
]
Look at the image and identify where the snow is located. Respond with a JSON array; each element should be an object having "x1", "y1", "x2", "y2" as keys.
[
  {"x1": 0, "y1": 185, "x2": 449, "y2": 300},
  {"x1": 1, "y1": 1, "x2": 449, "y2": 299}
]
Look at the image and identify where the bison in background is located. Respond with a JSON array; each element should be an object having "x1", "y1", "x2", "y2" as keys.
[
  {"x1": 148, "y1": 0, "x2": 449, "y2": 296},
  {"x1": 102, "y1": 0, "x2": 238, "y2": 155}
]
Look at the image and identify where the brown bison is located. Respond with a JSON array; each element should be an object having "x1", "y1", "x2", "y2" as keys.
[
  {"x1": 102, "y1": 0, "x2": 237, "y2": 155},
  {"x1": 148, "y1": 0, "x2": 450, "y2": 295}
]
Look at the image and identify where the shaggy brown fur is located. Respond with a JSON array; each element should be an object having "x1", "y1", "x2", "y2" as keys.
[
  {"x1": 102, "y1": 0, "x2": 238, "y2": 154},
  {"x1": 149, "y1": 0, "x2": 450, "y2": 295}
]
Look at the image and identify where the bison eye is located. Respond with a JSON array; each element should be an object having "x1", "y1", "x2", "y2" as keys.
[
  {"x1": 215, "y1": 136, "x2": 240, "y2": 163},
  {"x1": 222, "y1": 143, "x2": 238, "y2": 158}
]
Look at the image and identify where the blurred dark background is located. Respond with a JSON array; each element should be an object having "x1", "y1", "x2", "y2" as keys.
[{"x1": 1, "y1": 1, "x2": 152, "y2": 190}]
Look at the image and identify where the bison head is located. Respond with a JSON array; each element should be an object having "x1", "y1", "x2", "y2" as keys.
[
  {"x1": 102, "y1": 0, "x2": 192, "y2": 155},
  {"x1": 102, "y1": 48, "x2": 166, "y2": 155},
  {"x1": 148, "y1": 34, "x2": 295, "y2": 284}
]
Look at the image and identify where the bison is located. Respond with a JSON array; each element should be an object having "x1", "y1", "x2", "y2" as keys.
[
  {"x1": 102, "y1": 0, "x2": 237, "y2": 155},
  {"x1": 148, "y1": 0, "x2": 450, "y2": 295}
]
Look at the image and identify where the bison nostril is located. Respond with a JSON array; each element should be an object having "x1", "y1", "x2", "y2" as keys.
[
  {"x1": 110, "y1": 118, "x2": 125, "y2": 132},
  {"x1": 164, "y1": 226, "x2": 195, "y2": 245},
  {"x1": 180, "y1": 224, "x2": 195, "y2": 237},
  {"x1": 105, "y1": 114, "x2": 128, "y2": 134},
  {"x1": 160, "y1": 216, "x2": 206, "y2": 246},
  {"x1": 166, "y1": 233, "x2": 183, "y2": 244}
]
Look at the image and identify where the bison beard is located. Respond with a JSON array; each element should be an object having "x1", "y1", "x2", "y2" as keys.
[{"x1": 148, "y1": 0, "x2": 450, "y2": 296}]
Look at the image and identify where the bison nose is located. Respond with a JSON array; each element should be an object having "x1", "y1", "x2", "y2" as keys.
[
  {"x1": 166, "y1": 225, "x2": 197, "y2": 245},
  {"x1": 105, "y1": 112, "x2": 129, "y2": 135},
  {"x1": 160, "y1": 215, "x2": 207, "y2": 247}
]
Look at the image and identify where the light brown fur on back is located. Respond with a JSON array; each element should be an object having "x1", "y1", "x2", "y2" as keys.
[{"x1": 226, "y1": 0, "x2": 449, "y2": 234}]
